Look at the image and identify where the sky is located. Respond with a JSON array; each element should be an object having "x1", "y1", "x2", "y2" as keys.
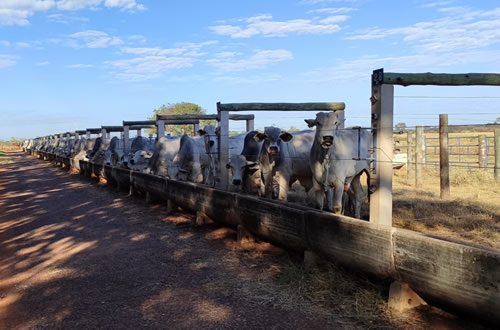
[{"x1": 1, "y1": 0, "x2": 500, "y2": 139}]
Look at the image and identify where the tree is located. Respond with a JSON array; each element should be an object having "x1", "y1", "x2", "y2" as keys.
[
  {"x1": 146, "y1": 102, "x2": 215, "y2": 136},
  {"x1": 395, "y1": 122, "x2": 407, "y2": 133}
]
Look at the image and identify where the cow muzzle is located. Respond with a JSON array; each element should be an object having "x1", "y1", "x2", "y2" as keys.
[
  {"x1": 209, "y1": 141, "x2": 215, "y2": 148},
  {"x1": 232, "y1": 179, "x2": 241, "y2": 186},
  {"x1": 269, "y1": 146, "x2": 279, "y2": 154},
  {"x1": 322, "y1": 136, "x2": 333, "y2": 147}
]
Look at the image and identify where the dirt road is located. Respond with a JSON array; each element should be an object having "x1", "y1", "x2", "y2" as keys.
[{"x1": 0, "y1": 152, "x2": 347, "y2": 329}]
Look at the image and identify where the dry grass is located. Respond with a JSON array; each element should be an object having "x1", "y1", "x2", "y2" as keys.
[
  {"x1": 0, "y1": 151, "x2": 12, "y2": 165},
  {"x1": 393, "y1": 168, "x2": 500, "y2": 250}
]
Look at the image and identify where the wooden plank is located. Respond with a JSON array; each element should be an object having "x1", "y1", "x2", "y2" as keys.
[
  {"x1": 157, "y1": 114, "x2": 218, "y2": 120},
  {"x1": 86, "y1": 128, "x2": 102, "y2": 134},
  {"x1": 219, "y1": 102, "x2": 345, "y2": 112},
  {"x1": 101, "y1": 126, "x2": 124, "y2": 132},
  {"x1": 415, "y1": 126, "x2": 424, "y2": 188},
  {"x1": 369, "y1": 83, "x2": 394, "y2": 226},
  {"x1": 440, "y1": 114, "x2": 450, "y2": 199},
  {"x1": 407, "y1": 131, "x2": 414, "y2": 178},
  {"x1": 305, "y1": 211, "x2": 395, "y2": 278},
  {"x1": 75, "y1": 130, "x2": 86, "y2": 134},
  {"x1": 393, "y1": 228, "x2": 500, "y2": 323},
  {"x1": 217, "y1": 106, "x2": 229, "y2": 189},
  {"x1": 383, "y1": 72, "x2": 500, "y2": 86},
  {"x1": 495, "y1": 129, "x2": 500, "y2": 180},
  {"x1": 478, "y1": 135, "x2": 487, "y2": 170},
  {"x1": 123, "y1": 120, "x2": 156, "y2": 126}
]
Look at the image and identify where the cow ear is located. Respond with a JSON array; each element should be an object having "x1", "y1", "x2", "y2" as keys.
[
  {"x1": 198, "y1": 129, "x2": 206, "y2": 136},
  {"x1": 304, "y1": 119, "x2": 316, "y2": 128},
  {"x1": 179, "y1": 168, "x2": 187, "y2": 173},
  {"x1": 280, "y1": 132, "x2": 293, "y2": 142},
  {"x1": 254, "y1": 133, "x2": 267, "y2": 142}
]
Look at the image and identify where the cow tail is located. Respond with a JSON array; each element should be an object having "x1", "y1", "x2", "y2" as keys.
[{"x1": 363, "y1": 168, "x2": 371, "y2": 203}]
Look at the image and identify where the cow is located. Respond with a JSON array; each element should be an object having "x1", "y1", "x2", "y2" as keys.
[
  {"x1": 90, "y1": 138, "x2": 111, "y2": 165},
  {"x1": 167, "y1": 134, "x2": 204, "y2": 183},
  {"x1": 104, "y1": 137, "x2": 125, "y2": 167},
  {"x1": 305, "y1": 111, "x2": 370, "y2": 218},
  {"x1": 167, "y1": 125, "x2": 219, "y2": 184},
  {"x1": 71, "y1": 137, "x2": 86, "y2": 158},
  {"x1": 73, "y1": 138, "x2": 96, "y2": 170},
  {"x1": 86, "y1": 137, "x2": 102, "y2": 161},
  {"x1": 225, "y1": 131, "x2": 264, "y2": 195},
  {"x1": 143, "y1": 136, "x2": 181, "y2": 176},
  {"x1": 124, "y1": 136, "x2": 155, "y2": 170}
]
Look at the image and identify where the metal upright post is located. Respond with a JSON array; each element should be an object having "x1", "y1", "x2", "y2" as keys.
[
  {"x1": 217, "y1": 102, "x2": 229, "y2": 189},
  {"x1": 439, "y1": 114, "x2": 450, "y2": 199}
]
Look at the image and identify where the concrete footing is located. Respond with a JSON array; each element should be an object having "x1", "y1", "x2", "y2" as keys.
[
  {"x1": 304, "y1": 250, "x2": 319, "y2": 271},
  {"x1": 388, "y1": 281, "x2": 427, "y2": 312},
  {"x1": 237, "y1": 225, "x2": 254, "y2": 243}
]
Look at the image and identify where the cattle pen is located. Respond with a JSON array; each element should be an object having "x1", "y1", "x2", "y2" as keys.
[{"x1": 21, "y1": 69, "x2": 500, "y2": 325}]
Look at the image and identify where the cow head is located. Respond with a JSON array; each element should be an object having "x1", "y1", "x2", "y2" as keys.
[
  {"x1": 254, "y1": 127, "x2": 293, "y2": 156},
  {"x1": 198, "y1": 125, "x2": 218, "y2": 155},
  {"x1": 129, "y1": 150, "x2": 153, "y2": 170},
  {"x1": 305, "y1": 112, "x2": 339, "y2": 149},
  {"x1": 226, "y1": 154, "x2": 260, "y2": 186},
  {"x1": 168, "y1": 156, "x2": 203, "y2": 183}
]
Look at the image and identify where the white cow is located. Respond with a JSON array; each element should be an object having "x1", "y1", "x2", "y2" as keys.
[{"x1": 305, "y1": 112, "x2": 370, "y2": 218}]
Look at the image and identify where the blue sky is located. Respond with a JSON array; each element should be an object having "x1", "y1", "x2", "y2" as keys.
[{"x1": 1, "y1": 0, "x2": 499, "y2": 139}]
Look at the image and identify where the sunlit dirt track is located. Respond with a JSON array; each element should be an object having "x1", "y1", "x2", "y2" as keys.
[{"x1": 0, "y1": 151, "x2": 342, "y2": 329}]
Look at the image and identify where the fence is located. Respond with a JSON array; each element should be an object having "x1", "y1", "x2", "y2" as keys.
[{"x1": 394, "y1": 130, "x2": 498, "y2": 172}]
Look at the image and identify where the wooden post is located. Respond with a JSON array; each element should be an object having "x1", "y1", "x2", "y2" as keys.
[
  {"x1": 101, "y1": 128, "x2": 107, "y2": 139},
  {"x1": 86, "y1": 131, "x2": 90, "y2": 139},
  {"x1": 407, "y1": 131, "x2": 414, "y2": 179},
  {"x1": 495, "y1": 129, "x2": 500, "y2": 180},
  {"x1": 369, "y1": 79, "x2": 394, "y2": 227},
  {"x1": 217, "y1": 102, "x2": 229, "y2": 189},
  {"x1": 156, "y1": 120, "x2": 165, "y2": 139},
  {"x1": 123, "y1": 126, "x2": 130, "y2": 154},
  {"x1": 439, "y1": 114, "x2": 450, "y2": 199},
  {"x1": 194, "y1": 123, "x2": 200, "y2": 136},
  {"x1": 136, "y1": 129, "x2": 142, "y2": 137},
  {"x1": 478, "y1": 135, "x2": 487, "y2": 171},
  {"x1": 246, "y1": 119, "x2": 254, "y2": 132},
  {"x1": 415, "y1": 126, "x2": 424, "y2": 188},
  {"x1": 337, "y1": 110, "x2": 345, "y2": 129}
]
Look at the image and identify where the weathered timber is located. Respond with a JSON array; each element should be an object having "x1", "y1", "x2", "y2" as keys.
[
  {"x1": 495, "y1": 129, "x2": 500, "y2": 180},
  {"x1": 156, "y1": 114, "x2": 254, "y2": 121},
  {"x1": 306, "y1": 211, "x2": 395, "y2": 278},
  {"x1": 86, "y1": 128, "x2": 102, "y2": 134},
  {"x1": 101, "y1": 126, "x2": 124, "y2": 132},
  {"x1": 383, "y1": 72, "x2": 500, "y2": 86},
  {"x1": 393, "y1": 228, "x2": 500, "y2": 323},
  {"x1": 218, "y1": 102, "x2": 345, "y2": 112},
  {"x1": 478, "y1": 135, "x2": 487, "y2": 170},
  {"x1": 439, "y1": 114, "x2": 450, "y2": 199},
  {"x1": 75, "y1": 130, "x2": 87, "y2": 135},
  {"x1": 123, "y1": 120, "x2": 156, "y2": 126}
]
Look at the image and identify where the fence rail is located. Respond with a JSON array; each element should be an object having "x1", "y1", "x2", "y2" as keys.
[{"x1": 394, "y1": 133, "x2": 497, "y2": 171}]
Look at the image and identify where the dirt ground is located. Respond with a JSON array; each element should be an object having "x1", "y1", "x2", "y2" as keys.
[{"x1": 0, "y1": 152, "x2": 491, "y2": 329}]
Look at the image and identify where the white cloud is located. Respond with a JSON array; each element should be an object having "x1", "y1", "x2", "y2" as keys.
[
  {"x1": 206, "y1": 49, "x2": 293, "y2": 72},
  {"x1": 210, "y1": 14, "x2": 346, "y2": 38},
  {"x1": 108, "y1": 40, "x2": 217, "y2": 82},
  {"x1": 307, "y1": 7, "x2": 357, "y2": 14},
  {"x1": 346, "y1": 6, "x2": 500, "y2": 53},
  {"x1": 36, "y1": 61, "x2": 50, "y2": 66},
  {"x1": 215, "y1": 51, "x2": 240, "y2": 58},
  {"x1": 15, "y1": 42, "x2": 31, "y2": 48},
  {"x1": 0, "y1": 54, "x2": 17, "y2": 68},
  {"x1": 0, "y1": 0, "x2": 143, "y2": 26},
  {"x1": 419, "y1": 1, "x2": 454, "y2": 8},
  {"x1": 304, "y1": 50, "x2": 500, "y2": 82},
  {"x1": 66, "y1": 63, "x2": 94, "y2": 68},
  {"x1": 0, "y1": 41, "x2": 11, "y2": 47},
  {"x1": 69, "y1": 30, "x2": 123, "y2": 48},
  {"x1": 109, "y1": 56, "x2": 194, "y2": 82},
  {"x1": 47, "y1": 13, "x2": 89, "y2": 23}
]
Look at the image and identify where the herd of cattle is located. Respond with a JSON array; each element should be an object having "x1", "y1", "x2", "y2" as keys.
[{"x1": 22, "y1": 111, "x2": 371, "y2": 218}]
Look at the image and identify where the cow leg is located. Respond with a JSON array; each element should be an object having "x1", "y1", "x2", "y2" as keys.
[
  {"x1": 312, "y1": 179, "x2": 324, "y2": 210},
  {"x1": 350, "y1": 175, "x2": 363, "y2": 219},
  {"x1": 326, "y1": 187, "x2": 334, "y2": 212},
  {"x1": 277, "y1": 173, "x2": 289, "y2": 201},
  {"x1": 333, "y1": 180, "x2": 344, "y2": 215}
]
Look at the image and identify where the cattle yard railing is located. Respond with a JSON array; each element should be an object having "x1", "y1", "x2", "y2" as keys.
[
  {"x1": 216, "y1": 102, "x2": 346, "y2": 188},
  {"x1": 394, "y1": 132, "x2": 497, "y2": 172}
]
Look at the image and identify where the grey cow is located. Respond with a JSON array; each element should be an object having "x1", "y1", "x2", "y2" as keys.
[
  {"x1": 143, "y1": 136, "x2": 181, "y2": 176},
  {"x1": 305, "y1": 111, "x2": 370, "y2": 218}
]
